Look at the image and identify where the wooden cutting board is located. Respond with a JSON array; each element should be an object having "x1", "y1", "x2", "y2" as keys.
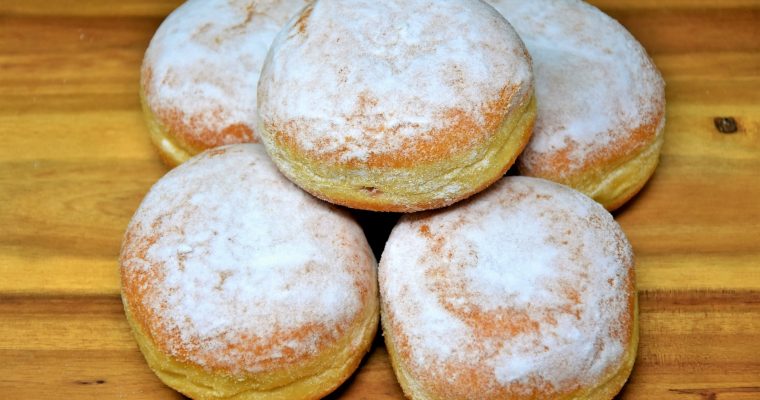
[{"x1": 1, "y1": 0, "x2": 759, "y2": 398}]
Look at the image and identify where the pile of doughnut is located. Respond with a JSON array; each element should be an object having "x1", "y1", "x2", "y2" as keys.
[{"x1": 122, "y1": 0, "x2": 664, "y2": 399}]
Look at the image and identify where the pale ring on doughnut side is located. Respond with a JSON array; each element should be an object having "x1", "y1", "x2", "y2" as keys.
[
  {"x1": 257, "y1": 0, "x2": 536, "y2": 212},
  {"x1": 120, "y1": 144, "x2": 379, "y2": 399},
  {"x1": 380, "y1": 176, "x2": 638, "y2": 399},
  {"x1": 488, "y1": 0, "x2": 666, "y2": 210},
  {"x1": 140, "y1": 0, "x2": 310, "y2": 166}
]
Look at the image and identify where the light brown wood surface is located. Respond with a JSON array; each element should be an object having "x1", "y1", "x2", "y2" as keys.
[{"x1": 1, "y1": 0, "x2": 759, "y2": 399}]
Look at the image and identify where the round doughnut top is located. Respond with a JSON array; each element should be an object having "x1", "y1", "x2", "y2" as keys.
[
  {"x1": 257, "y1": 0, "x2": 533, "y2": 166},
  {"x1": 120, "y1": 144, "x2": 376, "y2": 375},
  {"x1": 488, "y1": 0, "x2": 665, "y2": 178},
  {"x1": 380, "y1": 177, "x2": 635, "y2": 398},
  {"x1": 142, "y1": 0, "x2": 309, "y2": 148}
]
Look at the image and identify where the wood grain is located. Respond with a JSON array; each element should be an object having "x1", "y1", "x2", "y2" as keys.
[{"x1": 1, "y1": 0, "x2": 759, "y2": 399}]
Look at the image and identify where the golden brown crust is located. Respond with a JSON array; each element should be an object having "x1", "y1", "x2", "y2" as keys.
[
  {"x1": 140, "y1": 85, "x2": 199, "y2": 167},
  {"x1": 489, "y1": 0, "x2": 666, "y2": 211},
  {"x1": 520, "y1": 114, "x2": 666, "y2": 211},
  {"x1": 383, "y1": 246, "x2": 636, "y2": 400},
  {"x1": 157, "y1": 107, "x2": 256, "y2": 151},
  {"x1": 268, "y1": 85, "x2": 526, "y2": 169},
  {"x1": 121, "y1": 226, "x2": 370, "y2": 374},
  {"x1": 604, "y1": 142, "x2": 663, "y2": 212},
  {"x1": 298, "y1": 105, "x2": 536, "y2": 213},
  {"x1": 141, "y1": 66, "x2": 257, "y2": 162},
  {"x1": 124, "y1": 291, "x2": 379, "y2": 400},
  {"x1": 120, "y1": 144, "x2": 379, "y2": 399},
  {"x1": 260, "y1": 93, "x2": 536, "y2": 213},
  {"x1": 379, "y1": 177, "x2": 638, "y2": 399},
  {"x1": 139, "y1": 0, "x2": 310, "y2": 166},
  {"x1": 520, "y1": 112, "x2": 663, "y2": 181},
  {"x1": 382, "y1": 297, "x2": 639, "y2": 400},
  {"x1": 257, "y1": 0, "x2": 534, "y2": 212}
]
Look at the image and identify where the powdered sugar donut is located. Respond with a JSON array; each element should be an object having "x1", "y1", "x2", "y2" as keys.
[
  {"x1": 120, "y1": 144, "x2": 378, "y2": 399},
  {"x1": 380, "y1": 176, "x2": 637, "y2": 400},
  {"x1": 489, "y1": 0, "x2": 666, "y2": 210},
  {"x1": 257, "y1": 0, "x2": 535, "y2": 212},
  {"x1": 141, "y1": 0, "x2": 310, "y2": 166}
]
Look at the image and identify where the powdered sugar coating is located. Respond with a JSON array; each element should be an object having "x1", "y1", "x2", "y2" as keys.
[
  {"x1": 142, "y1": 0, "x2": 309, "y2": 147},
  {"x1": 257, "y1": 0, "x2": 533, "y2": 164},
  {"x1": 380, "y1": 176, "x2": 635, "y2": 398},
  {"x1": 488, "y1": 0, "x2": 665, "y2": 177},
  {"x1": 120, "y1": 144, "x2": 376, "y2": 374}
]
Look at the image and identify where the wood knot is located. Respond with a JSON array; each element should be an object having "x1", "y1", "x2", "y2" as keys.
[{"x1": 713, "y1": 117, "x2": 738, "y2": 134}]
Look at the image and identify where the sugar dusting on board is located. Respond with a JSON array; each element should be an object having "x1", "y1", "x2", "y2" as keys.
[
  {"x1": 380, "y1": 177, "x2": 635, "y2": 397},
  {"x1": 120, "y1": 144, "x2": 376, "y2": 374},
  {"x1": 142, "y1": 0, "x2": 309, "y2": 146},
  {"x1": 258, "y1": 0, "x2": 533, "y2": 163},
  {"x1": 488, "y1": 0, "x2": 665, "y2": 176}
]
